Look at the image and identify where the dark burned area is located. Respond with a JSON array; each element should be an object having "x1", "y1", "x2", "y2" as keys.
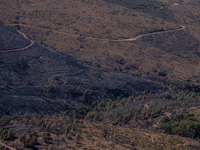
[
  {"x1": 0, "y1": 25, "x2": 168, "y2": 115},
  {"x1": 2, "y1": 1, "x2": 200, "y2": 149},
  {"x1": 0, "y1": 25, "x2": 30, "y2": 50}
]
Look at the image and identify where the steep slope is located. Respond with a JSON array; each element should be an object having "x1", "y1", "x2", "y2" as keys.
[
  {"x1": 0, "y1": 24, "x2": 30, "y2": 50},
  {"x1": 1, "y1": 0, "x2": 200, "y2": 89},
  {"x1": 0, "y1": 25, "x2": 168, "y2": 115}
]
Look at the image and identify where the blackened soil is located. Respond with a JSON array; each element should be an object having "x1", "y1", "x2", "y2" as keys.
[
  {"x1": 0, "y1": 25, "x2": 168, "y2": 115},
  {"x1": 0, "y1": 24, "x2": 30, "y2": 50}
]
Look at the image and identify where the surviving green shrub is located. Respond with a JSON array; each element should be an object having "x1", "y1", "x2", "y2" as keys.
[
  {"x1": 0, "y1": 128, "x2": 16, "y2": 140},
  {"x1": 157, "y1": 69, "x2": 166, "y2": 76},
  {"x1": 160, "y1": 113, "x2": 200, "y2": 139},
  {"x1": 175, "y1": 113, "x2": 184, "y2": 122},
  {"x1": 29, "y1": 130, "x2": 38, "y2": 138},
  {"x1": 185, "y1": 113, "x2": 195, "y2": 120},
  {"x1": 160, "y1": 122, "x2": 172, "y2": 134},
  {"x1": 42, "y1": 132, "x2": 51, "y2": 143},
  {"x1": 160, "y1": 115, "x2": 170, "y2": 124},
  {"x1": 80, "y1": 43, "x2": 84, "y2": 48},
  {"x1": 65, "y1": 124, "x2": 71, "y2": 134},
  {"x1": 84, "y1": 111, "x2": 97, "y2": 120},
  {"x1": 20, "y1": 130, "x2": 38, "y2": 147},
  {"x1": 122, "y1": 113, "x2": 132, "y2": 123}
]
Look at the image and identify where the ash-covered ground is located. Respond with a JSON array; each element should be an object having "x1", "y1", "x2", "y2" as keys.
[{"x1": 0, "y1": 25, "x2": 168, "y2": 115}]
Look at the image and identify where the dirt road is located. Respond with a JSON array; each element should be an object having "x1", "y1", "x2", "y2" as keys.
[
  {"x1": 113, "y1": 25, "x2": 185, "y2": 42},
  {"x1": 0, "y1": 141, "x2": 16, "y2": 150},
  {"x1": 0, "y1": 30, "x2": 34, "y2": 52},
  {"x1": 1, "y1": 24, "x2": 185, "y2": 52},
  {"x1": 6, "y1": 24, "x2": 186, "y2": 42}
]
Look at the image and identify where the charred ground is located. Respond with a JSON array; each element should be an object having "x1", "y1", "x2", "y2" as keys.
[
  {"x1": 1, "y1": 0, "x2": 200, "y2": 149},
  {"x1": 0, "y1": 24, "x2": 167, "y2": 116},
  {"x1": 0, "y1": 25, "x2": 30, "y2": 50}
]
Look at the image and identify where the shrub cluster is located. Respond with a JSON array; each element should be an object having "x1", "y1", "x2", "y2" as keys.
[
  {"x1": 0, "y1": 128, "x2": 16, "y2": 140},
  {"x1": 160, "y1": 113, "x2": 200, "y2": 139},
  {"x1": 42, "y1": 132, "x2": 51, "y2": 143},
  {"x1": 19, "y1": 130, "x2": 38, "y2": 147},
  {"x1": 84, "y1": 91, "x2": 200, "y2": 130},
  {"x1": 103, "y1": 0, "x2": 176, "y2": 22}
]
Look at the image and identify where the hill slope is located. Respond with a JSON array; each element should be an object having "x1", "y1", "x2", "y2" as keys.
[
  {"x1": 1, "y1": 0, "x2": 200, "y2": 90},
  {"x1": 0, "y1": 25, "x2": 167, "y2": 115},
  {"x1": 0, "y1": 25, "x2": 30, "y2": 50}
]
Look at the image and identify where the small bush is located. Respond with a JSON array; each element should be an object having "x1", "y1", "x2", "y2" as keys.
[
  {"x1": 80, "y1": 43, "x2": 84, "y2": 48},
  {"x1": 43, "y1": 132, "x2": 51, "y2": 143},
  {"x1": 160, "y1": 115, "x2": 170, "y2": 124},
  {"x1": 66, "y1": 124, "x2": 71, "y2": 134},
  {"x1": 175, "y1": 113, "x2": 184, "y2": 122},
  {"x1": 20, "y1": 130, "x2": 38, "y2": 147},
  {"x1": 160, "y1": 113, "x2": 200, "y2": 139},
  {"x1": 0, "y1": 128, "x2": 16, "y2": 140}
]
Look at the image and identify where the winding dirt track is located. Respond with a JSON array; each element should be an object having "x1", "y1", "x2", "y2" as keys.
[
  {"x1": 3, "y1": 24, "x2": 185, "y2": 52},
  {"x1": 0, "y1": 141, "x2": 16, "y2": 150},
  {"x1": 0, "y1": 30, "x2": 34, "y2": 53},
  {"x1": 114, "y1": 25, "x2": 185, "y2": 42},
  {"x1": 7, "y1": 24, "x2": 185, "y2": 42}
]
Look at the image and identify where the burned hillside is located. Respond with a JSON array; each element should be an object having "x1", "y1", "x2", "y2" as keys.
[{"x1": 0, "y1": 25, "x2": 168, "y2": 115}]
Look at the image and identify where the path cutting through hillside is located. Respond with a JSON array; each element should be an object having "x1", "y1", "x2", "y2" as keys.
[
  {"x1": 3, "y1": 24, "x2": 185, "y2": 52},
  {"x1": 7, "y1": 24, "x2": 185, "y2": 42},
  {"x1": 0, "y1": 30, "x2": 34, "y2": 52},
  {"x1": 0, "y1": 140, "x2": 16, "y2": 150},
  {"x1": 114, "y1": 25, "x2": 185, "y2": 42}
]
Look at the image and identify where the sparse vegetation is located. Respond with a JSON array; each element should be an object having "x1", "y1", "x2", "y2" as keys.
[
  {"x1": 0, "y1": 128, "x2": 16, "y2": 141},
  {"x1": 160, "y1": 113, "x2": 200, "y2": 139},
  {"x1": 1, "y1": 0, "x2": 200, "y2": 149},
  {"x1": 19, "y1": 130, "x2": 38, "y2": 147},
  {"x1": 103, "y1": 0, "x2": 176, "y2": 22}
]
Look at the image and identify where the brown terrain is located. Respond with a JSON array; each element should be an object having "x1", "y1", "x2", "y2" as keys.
[
  {"x1": 0, "y1": 115, "x2": 199, "y2": 150},
  {"x1": 1, "y1": 0, "x2": 200, "y2": 85},
  {"x1": 1, "y1": 0, "x2": 200, "y2": 149}
]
